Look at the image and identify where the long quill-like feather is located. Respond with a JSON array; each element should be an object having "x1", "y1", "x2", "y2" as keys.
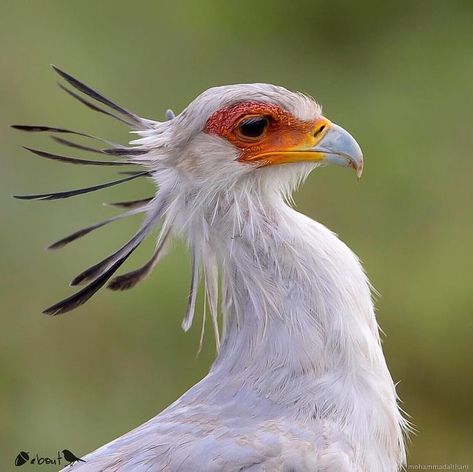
[
  {"x1": 43, "y1": 198, "x2": 168, "y2": 315},
  {"x1": 13, "y1": 171, "x2": 149, "y2": 201},
  {"x1": 52, "y1": 65, "x2": 151, "y2": 128},
  {"x1": 22, "y1": 147, "x2": 131, "y2": 166},
  {"x1": 58, "y1": 83, "x2": 135, "y2": 127},
  {"x1": 107, "y1": 224, "x2": 171, "y2": 291},
  {"x1": 70, "y1": 197, "x2": 168, "y2": 286},
  {"x1": 48, "y1": 206, "x2": 147, "y2": 250}
]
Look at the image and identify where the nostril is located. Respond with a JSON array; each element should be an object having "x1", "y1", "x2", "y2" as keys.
[{"x1": 314, "y1": 125, "x2": 326, "y2": 138}]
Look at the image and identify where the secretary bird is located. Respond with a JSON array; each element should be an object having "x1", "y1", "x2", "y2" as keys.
[{"x1": 14, "y1": 67, "x2": 408, "y2": 471}]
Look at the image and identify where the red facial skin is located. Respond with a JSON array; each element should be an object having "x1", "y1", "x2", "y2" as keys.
[{"x1": 204, "y1": 101, "x2": 322, "y2": 166}]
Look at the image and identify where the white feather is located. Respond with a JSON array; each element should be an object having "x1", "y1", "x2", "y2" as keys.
[{"x1": 181, "y1": 253, "x2": 200, "y2": 332}]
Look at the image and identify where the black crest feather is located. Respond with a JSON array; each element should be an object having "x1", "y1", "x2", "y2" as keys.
[
  {"x1": 107, "y1": 226, "x2": 170, "y2": 291},
  {"x1": 52, "y1": 65, "x2": 146, "y2": 127},
  {"x1": 14, "y1": 66, "x2": 166, "y2": 315},
  {"x1": 22, "y1": 147, "x2": 131, "y2": 166},
  {"x1": 13, "y1": 171, "x2": 148, "y2": 201}
]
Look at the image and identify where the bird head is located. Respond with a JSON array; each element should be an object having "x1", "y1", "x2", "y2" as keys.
[
  {"x1": 136, "y1": 84, "x2": 363, "y2": 198},
  {"x1": 13, "y1": 69, "x2": 363, "y2": 321}
]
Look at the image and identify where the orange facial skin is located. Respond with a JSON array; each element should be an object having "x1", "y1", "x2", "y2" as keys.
[{"x1": 204, "y1": 101, "x2": 329, "y2": 167}]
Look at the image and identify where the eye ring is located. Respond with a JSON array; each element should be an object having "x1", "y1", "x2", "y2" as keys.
[{"x1": 235, "y1": 115, "x2": 270, "y2": 141}]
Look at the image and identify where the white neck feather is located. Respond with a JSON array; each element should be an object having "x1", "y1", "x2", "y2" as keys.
[{"x1": 166, "y1": 169, "x2": 406, "y2": 471}]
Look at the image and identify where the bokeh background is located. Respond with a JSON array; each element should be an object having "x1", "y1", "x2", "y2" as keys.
[{"x1": 1, "y1": 0, "x2": 472, "y2": 469}]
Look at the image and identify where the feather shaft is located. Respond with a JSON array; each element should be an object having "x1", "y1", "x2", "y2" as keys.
[
  {"x1": 22, "y1": 147, "x2": 131, "y2": 166},
  {"x1": 50, "y1": 136, "x2": 106, "y2": 154},
  {"x1": 50, "y1": 136, "x2": 148, "y2": 157},
  {"x1": 13, "y1": 171, "x2": 148, "y2": 201},
  {"x1": 48, "y1": 207, "x2": 146, "y2": 250},
  {"x1": 12, "y1": 124, "x2": 116, "y2": 147}
]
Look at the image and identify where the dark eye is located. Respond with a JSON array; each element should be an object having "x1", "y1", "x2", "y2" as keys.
[{"x1": 237, "y1": 116, "x2": 269, "y2": 140}]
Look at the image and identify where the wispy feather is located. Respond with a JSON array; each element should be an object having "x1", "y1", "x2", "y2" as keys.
[
  {"x1": 22, "y1": 146, "x2": 132, "y2": 166},
  {"x1": 181, "y1": 253, "x2": 200, "y2": 332},
  {"x1": 203, "y1": 251, "x2": 220, "y2": 350}
]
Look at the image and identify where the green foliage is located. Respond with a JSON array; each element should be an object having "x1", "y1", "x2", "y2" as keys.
[{"x1": 1, "y1": 0, "x2": 472, "y2": 468}]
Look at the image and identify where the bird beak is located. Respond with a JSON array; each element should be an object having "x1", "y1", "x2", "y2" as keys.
[
  {"x1": 250, "y1": 118, "x2": 364, "y2": 178},
  {"x1": 310, "y1": 121, "x2": 364, "y2": 178}
]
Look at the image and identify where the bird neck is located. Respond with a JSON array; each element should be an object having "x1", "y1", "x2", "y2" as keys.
[
  {"x1": 200, "y1": 190, "x2": 383, "y2": 383},
  {"x1": 178, "y1": 181, "x2": 405, "y2": 469}
]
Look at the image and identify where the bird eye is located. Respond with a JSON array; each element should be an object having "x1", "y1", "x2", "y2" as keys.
[{"x1": 237, "y1": 116, "x2": 269, "y2": 140}]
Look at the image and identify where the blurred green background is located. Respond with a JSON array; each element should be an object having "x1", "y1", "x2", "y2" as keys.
[{"x1": 1, "y1": 0, "x2": 472, "y2": 469}]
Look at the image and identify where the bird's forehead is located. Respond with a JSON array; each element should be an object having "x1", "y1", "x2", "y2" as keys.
[{"x1": 179, "y1": 84, "x2": 321, "y2": 135}]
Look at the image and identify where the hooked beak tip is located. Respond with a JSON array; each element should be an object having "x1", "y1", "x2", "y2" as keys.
[
  {"x1": 313, "y1": 122, "x2": 364, "y2": 179},
  {"x1": 355, "y1": 159, "x2": 364, "y2": 179}
]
